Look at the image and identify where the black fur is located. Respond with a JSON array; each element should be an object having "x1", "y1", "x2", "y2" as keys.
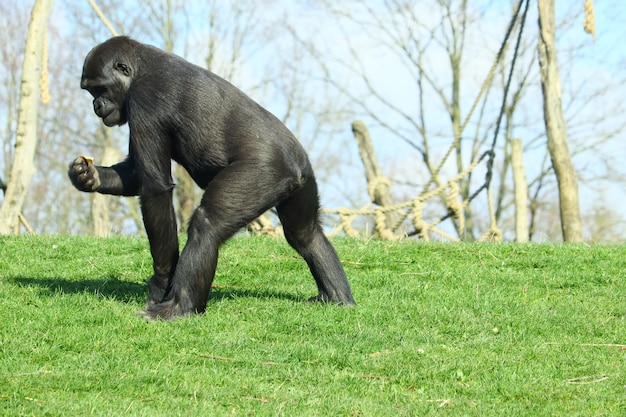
[{"x1": 68, "y1": 37, "x2": 355, "y2": 320}]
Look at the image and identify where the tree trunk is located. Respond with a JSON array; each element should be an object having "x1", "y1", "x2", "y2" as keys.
[
  {"x1": 537, "y1": 0, "x2": 583, "y2": 242},
  {"x1": 0, "y1": 0, "x2": 54, "y2": 234},
  {"x1": 92, "y1": 146, "x2": 121, "y2": 237},
  {"x1": 174, "y1": 164, "x2": 196, "y2": 231},
  {"x1": 511, "y1": 139, "x2": 529, "y2": 242},
  {"x1": 351, "y1": 120, "x2": 401, "y2": 234}
]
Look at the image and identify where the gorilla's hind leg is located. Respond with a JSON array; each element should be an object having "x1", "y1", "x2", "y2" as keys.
[{"x1": 277, "y1": 181, "x2": 355, "y2": 306}]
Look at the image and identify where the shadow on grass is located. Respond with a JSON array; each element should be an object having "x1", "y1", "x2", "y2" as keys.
[
  {"x1": 10, "y1": 277, "x2": 305, "y2": 305},
  {"x1": 11, "y1": 276, "x2": 147, "y2": 304},
  {"x1": 210, "y1": 286, "x2": 304, "y2": 303}
]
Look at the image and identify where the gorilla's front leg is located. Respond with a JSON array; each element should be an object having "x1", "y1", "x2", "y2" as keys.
[
  {"x1": 138, "y1": 192, "x2": 180, "y2": 311},
  {"x1": 138, "y1": 164, "x2": 273, "y2": 321},
  {"x1": 138, "y1": 205, "x2": 220, "y2": 321}
]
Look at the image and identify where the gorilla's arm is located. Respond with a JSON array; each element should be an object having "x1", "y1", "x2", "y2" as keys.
[{"x1": 68, "y1": 156, "x2": 140, "y2": 196}]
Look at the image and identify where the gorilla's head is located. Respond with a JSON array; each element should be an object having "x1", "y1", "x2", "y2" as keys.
[{"x1": 80, "y1": 37, "x2": 136, "y2": 126}]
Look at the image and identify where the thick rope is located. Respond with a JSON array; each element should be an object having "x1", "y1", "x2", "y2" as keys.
[
  {"x1": 323, "y1": 152, "x2": 487, "y2": 240},
  {"x1": 445, "y1": 180, "x2": 465, "y2": 235},
  {"x1": 422, "y1": 0, "x2": 529, "y2": 195},
  {"x1": 324, "y1": 150, "x2": 487, "y2": 220},
  {"x1": 374, "y1": 210, "x2": 397, "y2": 240},
  {"x1": 325, "y1": 151, "x2": 506, "y2": 241},
  {"x1": 367, "y1": 176, "x2": 391, "y2": 200},
  {"x1": 478, "y1": 188, "x2": 503, "y2": 242},
  {"x1": 411, "y1": 199, "x2": 430, "y2": 241},
  {"x1": 583, "y1": 0, "x2": 596, "y2": 40},
  {"x1": 337, "y1": 207, "x2": 360, "y2": 238}
]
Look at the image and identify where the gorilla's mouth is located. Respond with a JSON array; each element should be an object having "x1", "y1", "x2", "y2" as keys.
[
  {"x1": 102, "y1": 111, "x2": 118, "y2": 126},
  {"x1": 101, "y1": 109, "x2": 124, "y2": 127}
]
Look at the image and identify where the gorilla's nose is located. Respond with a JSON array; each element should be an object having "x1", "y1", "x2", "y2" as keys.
[
  {"x1": 93, "y1": 100, "x2": 103, "y2": 114},
  {"x1": 93, "y1": 98, "x2": 108, "y2": 117}
]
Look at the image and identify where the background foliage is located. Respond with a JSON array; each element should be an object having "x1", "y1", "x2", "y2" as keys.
[{"x1": 0, "y1": 0, "x2": 625, "y2": 241}]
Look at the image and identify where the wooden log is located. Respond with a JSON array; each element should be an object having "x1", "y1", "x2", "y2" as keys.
[{"x1": 351, "y1": 120, "x2": 401, "y2": 235}]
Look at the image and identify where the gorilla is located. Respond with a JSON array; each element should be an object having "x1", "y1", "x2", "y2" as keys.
[{"x1": 68, "y1": 37, "x2": 355, "y2": 320}]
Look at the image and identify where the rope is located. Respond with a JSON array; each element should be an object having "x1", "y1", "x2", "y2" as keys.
[
  {"x1": 488, "y1": 0, "x2": 530, "y2": 171},
  {"x1": 324, "y1": 149, "x2": 487, "y2": 219},
  {"x1": 338, "y1": 207, "x2": 360, "y2": 238},
  {"x1": 422, "y1": 0, "x2": 529, "y2": 195},
  {"x1": 322, "y1": 1, "x2": 532, "y2": 242},
  {"x1": 367, "y1": 176, "x2": 391, "y2": 200},
  {"x1": 583, "y1": 0, "x2": 596, "y2": 40},
  {"x1": 478, "y1": 188, "x2": 503, "y2": 242},
  {"x1": 441, "y1": 0, "x2": 530, "y2": 224},
  {"x1": 445, "y1": 180, "x2": 465, "y2": 235},
  {"x1": 323, "y1": 153, "x2": 486, "y2": 240},
  {"x1": 411, "y1": 199, "x2": 430, "y2": 241},
  {"x1": 375, "y1": 210, "x2": 397, "y2": 240}
]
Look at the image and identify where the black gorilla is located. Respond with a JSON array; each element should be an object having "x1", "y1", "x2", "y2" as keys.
[{"x1": 68, "y1": 36, "x2": 355, "y2": 320}]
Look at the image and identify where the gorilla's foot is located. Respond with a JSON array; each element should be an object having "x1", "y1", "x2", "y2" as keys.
[
  {"x1": 137, "y1": 299, "x2": 196, "y2": 321},
  {"x1": 307, "y1": 293, "x2": 356, "y2": 307}
]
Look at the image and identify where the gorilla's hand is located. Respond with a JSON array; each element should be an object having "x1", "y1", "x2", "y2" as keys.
[
  {"x1": 68, "y1": 156, "x2": 100, "y2": 192},
  {"x1": 146, "y1": 273, "x2": 171, "y2": 307}
]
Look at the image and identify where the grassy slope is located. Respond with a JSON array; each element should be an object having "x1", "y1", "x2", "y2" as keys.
[{"x1": 0, "y1": 235, "x2": 624, "y2": 416}]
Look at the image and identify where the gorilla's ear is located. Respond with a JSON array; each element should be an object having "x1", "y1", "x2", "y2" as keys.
[{"x1": 115, "y1": 62, "x2": 131, "y2": 77}]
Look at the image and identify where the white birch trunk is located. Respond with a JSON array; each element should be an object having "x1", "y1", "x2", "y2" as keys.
[{"x1": 0, "y1": 0, "x2": 54, "y2": 234}]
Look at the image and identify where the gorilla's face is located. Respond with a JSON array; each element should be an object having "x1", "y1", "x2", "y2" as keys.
[{"x1": 80, "y1": 42, "x2": 133, "y2": 127}]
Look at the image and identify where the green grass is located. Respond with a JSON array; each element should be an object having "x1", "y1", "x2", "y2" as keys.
[{"x1": 0, "y1": 235, "x2": 625, "y2": 416}]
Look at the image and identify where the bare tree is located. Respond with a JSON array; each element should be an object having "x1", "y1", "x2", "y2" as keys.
[
  {"x1": 273, "y1": 1, "x2": 626, "y2": 241},
  {"x1": 0, "y1": 2, "x2": 29, "y2": 183},
  {"x1": 0, "y1": 0, "x2": 54, "y2": 234},
  {"x1": 91, "y1": 132, "x2": 121, "y2": 237},
  {"x1": 537, "y1": 0, "x2": 583, "y2": 242},
  {"x1": 279, "y1": 1, "x2": 527, "y2": 239},
  {"x1": 1, "y1": 1, "x2": 622, "y2": 239}
]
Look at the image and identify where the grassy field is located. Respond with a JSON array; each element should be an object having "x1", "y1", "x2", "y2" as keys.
[{"x1": 0, "y1": 235, "x2": 624, "y2": 416}]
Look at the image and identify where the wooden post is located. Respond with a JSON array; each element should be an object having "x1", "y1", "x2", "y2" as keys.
[
  {"x1": 511, "y1": 139, "x2": 529, "y2": 242},
  {"x1": 351, "y1": 120, "x2": 401, "y2": 234}
]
